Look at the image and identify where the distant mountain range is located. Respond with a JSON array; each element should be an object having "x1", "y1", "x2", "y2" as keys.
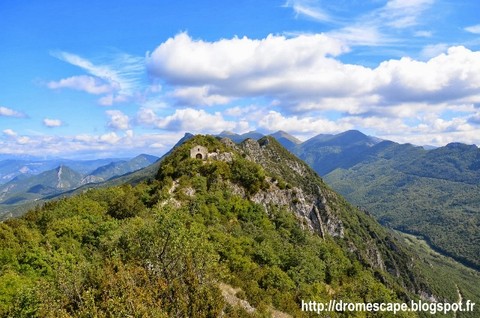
[
  {"x1": 216, "y1": 130, "x2": 480, "y2": 269},
  {"x1": 0, "y1": 157, "x2": 129, "y2": 184},
  {"x1": 0, "y1": 154, "x2": 159, "y2": 219},
  {"x1": 316, "y1": 135, "x2": 480, "y2": 269},
  {"x1": 3, "y1": 134, "x2": 479, "y2": 315},
  {"x1": 1, "y1": 129, "x2": 479, "y2": 270}
]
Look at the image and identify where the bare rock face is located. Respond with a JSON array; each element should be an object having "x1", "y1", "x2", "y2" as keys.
[
  {"x1": 208, "y1": 151, "x2": 233, "y2": 162},
  {"x1": 232, "y1": 137, "x2": 403, "y2": 273},
  {"x1": 250, "y1": 181, "x2": 344, "y2": 239},
  {"x1": 153, "y1": 134, "x2": 435, "y2": 300},
  {"x1": 220, "y1": 137, "x2": 238, "y2": 151},
  {"x1": 237, "y1": 138, "x2": 345, "y2": 239}
]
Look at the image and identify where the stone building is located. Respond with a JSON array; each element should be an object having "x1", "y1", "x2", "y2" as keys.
[{"x1": 190, "y1": 145, "x2": 208, "y2": 160}]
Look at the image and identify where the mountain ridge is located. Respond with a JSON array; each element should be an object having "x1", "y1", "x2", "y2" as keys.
[
  {"x1": 0, "y1": 154, "x2": 159, "y2": 219},
  {"x1": 0, "y1": 133, "x2": 478, "y2": 316}
]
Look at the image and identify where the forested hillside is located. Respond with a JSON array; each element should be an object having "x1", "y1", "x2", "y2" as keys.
[
  {"x1": 0, "y1": 135, "x2": 478, "y2": 317},
  {"x1": 278, "y1": 129, "x2": 480, "y2": 270},
  {"x1": 321, "y1": 140, "x2": 480, "y2": 269}
]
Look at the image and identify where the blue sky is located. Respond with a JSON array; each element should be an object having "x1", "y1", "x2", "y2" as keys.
[{"x1": 1, "y1": 0, "x2": 480, "y2": 158}]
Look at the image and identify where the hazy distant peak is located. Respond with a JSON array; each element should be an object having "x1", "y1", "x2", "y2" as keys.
[
  {"x1": 218, "y1": 130, "x2": 238, "y2": 136},
  {"x1": 270, "y1": 130, "x2": 302, "y2": 144}
]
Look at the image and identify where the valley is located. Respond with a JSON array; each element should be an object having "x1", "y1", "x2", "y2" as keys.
[
  {"x1": 212, "y1": 130, "x2": 480, "y2": 270},
  {"x1": 0, "y1": 132, "x2": 478, "y2": 316}
]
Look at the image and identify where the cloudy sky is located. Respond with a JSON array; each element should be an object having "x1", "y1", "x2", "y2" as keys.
[{"x1": 1, "y1": 0, "x2": 480, "y2": 158}]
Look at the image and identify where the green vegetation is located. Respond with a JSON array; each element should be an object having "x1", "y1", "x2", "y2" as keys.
[
  {"x1": 290, "y1": 131, "x2": 480, "y2": 270},
  {"x1": 0, "y1": 135, "x2": 477, "y2": 316},
  {"x1": 0, "y1": 155, "x2": 159, "y2": 221},
  {"x1": 323, "y1": 141, "x2": 480, "y2": 269},
  {"x1": 398, "y1": 231, "x2": 480, "y2": 318}
]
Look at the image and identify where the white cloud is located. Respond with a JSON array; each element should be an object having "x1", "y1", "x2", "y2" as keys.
[
  {"x1": 106, "y1": 110, "x2": 130, "y2": 130},
  {"x1": 43, "y1": 118, "x2": 63, "y2": 127},
  {"x1": 327, "y1": 26, "x2": 386, "y2": 46},
  {"x1": 144, "y1": 32, "x2": 480, "y2": 146},
  {"x1": 0, "y1": 106, "x2": 26, "y2": 118},
  {"x1": 3, "y1": 129, "x2": 17, "y2": 136},
  {"x1": 148, "y1": 34, "x2": 480, "y2": 117},
  {"x1": 52, "y1": 52, "x2": 125, "y2": 88},
  {"x1": 283, "y1": 0, "x2": 332, "y2": 22},
  {"x1": 147, "y1": 33, "x2": 370, "y2": 109},
  {"x1": 136, "y1": 107, "x2": 158, "y2": 126},
  {"x1": 98, "y1": 94, "x2": 130, "y2": 106},
  {"x1": 224, "y1": 105, "x2": 259, "y2": 117},
  {"x1": 50, "y1": 51, "x2": 144, "y2": 104},
  {"x1": 327, "y1": 0, "x2": 435, "y2": 47},
  {"x1": 468, "y1": 112, "x2": 480, "y2": 125},
  {"x1": 99, "y1": 132, "x2": 121, "y2": 144},
  {"x1": 258, "y1": 110, "x2": 353, "y2": 137},
  {"x1": 136, "y1": 107, "x2": 249, "y2": 133},
  {"x1": 156, "y1": 108, "x2": 236, "y2": 132},
  {"x1": 0, "y1": 130, "x2": 185, "y2": 158},
  {"x1": 171, "y1": 86, "x2": 232, "y2": 106},
  {"x1": 47, "y1": 75, "x2": 114, "y2": 95},
  {"x1": 374, "y1": 46, "x2": 480, "y2": 104},
  {"x1": 465, "y1": 24, "x2": 480, "y2": 34},
  {"x1": 17, "y1": 136, "x2": 30, "y2": 145},
  {"x1": 283, "y1": 0, "x2": 435, "y2": 48},
  {"x1": 147, "y1": 32, "x2": 347, "y2": 85},
  {"x1": 379, "y1": 122, "x2": 480, "y2": 147},
  {"x1": 380, "y1": 0, "x2": 434, "y2": 28}
]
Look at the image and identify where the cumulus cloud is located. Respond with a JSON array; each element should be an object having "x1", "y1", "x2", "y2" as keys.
[
  {"x1": 136, "y1": 108, "x2": 158, "y2": 126},
  {"x1": 99, "y1": 132, "x2": 121, "y2": 144},
  {"x1": 43, "y1": 118, "x2": 63, "y2": 127},
  {"x1": 143, "y1": 32, "x2": 480, "y2": 146},
  {"x1": 155, "y1": 108, "x2": 235, "y2": 132},
  {"x1": 0, "y1": 106, "x2": 26, "y2": 118},
  {"x1": 224, "y1": 105, "x2": 259, "y2": 117},
  {"x1": 147, "y1": 33, "x2": 480, "y2": 117},
  {"x1": 258, "y1": 110, "x2": 353, "y2": 136},
  {"x1": 374, "y1": 46, "x2": 480, "y2": 104},
  {"x1": 147, "y1": 33, "x2": 367, "y2": 107},
  {"x1": 0, "y1": 130, "x2": 185, "y2": 158},
  {"x1": 147, "y1": 32, "x2": 346, "y2": 85},
  {"x1": 106, "y1": 110, "x2": 130, "y2": 130},
  {"x1": 171, "y1": 86, "x2": 231, "y2": 106},
  {"x1": 136, "y1": 107, "x2": 249, "y2": 133}
]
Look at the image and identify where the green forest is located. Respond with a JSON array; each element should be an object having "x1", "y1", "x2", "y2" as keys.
[
  {"x1": 323, "y1": 142, "x2": 480, "y2": 269},
  {"x1": 0, "y1": 135, "x2": 478, "y2": 317}
]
